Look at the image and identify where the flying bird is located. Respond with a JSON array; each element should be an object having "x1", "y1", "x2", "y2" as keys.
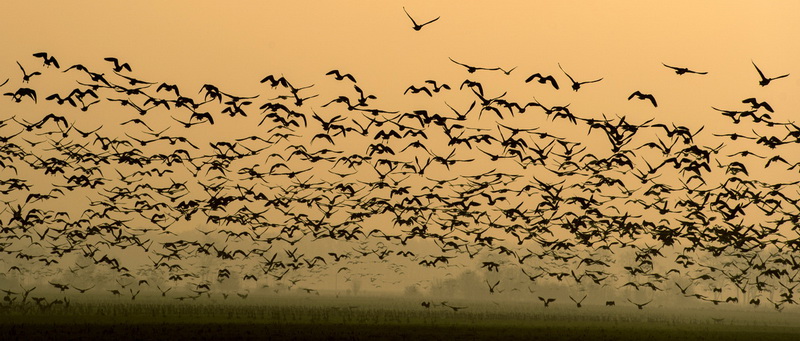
[
  {"x1": 325, "y1": 70, "x2": 356, "y2": 83},
  {"x1": 662, "y1": 63, "x2": 707, "y2": 75},
  {"x1": 104, "y1": 57, "x2": 132, "y2": 72},
  {"x1": 32, "y1": 52, "x2": 59, "y2": 68},
  {"x1": 752, "y1": 61, "x2": 789, "y2": 86},
  {"x1": 525, "y1": 73, "x2": 559, "y2": 90},
  {"x1": 628, "y1": 91, "x2": 657, "y2": 107},
  {"x1": 449, "y1": 57, "x2": 500, "y2": 73},
  {"x1": 403, "y1": 7, "x2": 440, "y2": 31},
  {"x1": 4, "y1": 87, "x2": 37, "y2": 103},
  {"x1": 404, "y1": 85, "x2": 433, "y2": 97},
  {"x1": 538, "y1": 296, "x2": 556, "y2": 308},
  {"x1": 17, "y1": 62, "x2": 41, "y2": 83},
  {"x1": 559, "y1": 63, "x2": 602, "y2": 91},
  {"x1": 627, "y1": 298, "x2": 653, "y2": 310},
  {"x1": 569, "y1": 294, "x2": 588, "y2": 308},
  {"x1": 742, "y1": 97, "x2": 774, "y2": 113}
]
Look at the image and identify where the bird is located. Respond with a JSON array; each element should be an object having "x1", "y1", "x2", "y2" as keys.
[
  {"x1": 403, "y1": 7, "x2": 440, "y2": 31},
  {"x1": 486, "y1": 280, "x2": 501, "y2": 294},
  {"x1": 424, "y1": 80, "x2": 450, "y2": 92},
  {"x1": 325, "y1": 70, "x2": 356, "y2": 83},
  {"x1": 752, "y1": 61, "x2": 789, "y2": 86},
  {"x1": 525, "y1": 73, "x2": 559, "y2": 90},
  {"x1": 569, "y1": 294, "x2": 587, "y2": 308},
  {"x1": 104, "y1": 57, "x2": 132, "y2": 72},
  {"x1": 4, "y1": 87, "x2": 37, "y2": 103},
  {"x1": 662, "y1": 63, "x2": 707, "y2": 75},
  {"x1": 499, "y1": 66, "x2": 517, "y2": 75},
  {"x1": 627, "y1": 298, "x2": 653, "y2": 310},
  {"x1": 742, "y1": 98, "x2": 774, "y2": 113},
  {"x1": 32, "y1": 52, "x2": 59, "y2": 68},
  {"x1": 16, "y1": 62, "x2": 41, "y2": 83},
  {"x1": 538, "y1": 296, "x2": 556, "y2": 307},
  {"x1": 404, "y1": 85, "x2": 433, "y2": 97},
  {"x1": 441, "y1": 302, "x2": 468, "y2": 312},
  {"x1": 559, "y1": 63, "x2": 602, "y2": 91},
  {"x1": 73, "y1": 285, "x2": 95, "y2": 294},
  {"x1": 628, "y1": 91, "x2": 657, "y2": 107},
  {"x1": 190, "y1": 111, "x2": 215, "y2": 125},
  {"x1": 449, "y1": 58, "x2": 500, "y2": 73}
]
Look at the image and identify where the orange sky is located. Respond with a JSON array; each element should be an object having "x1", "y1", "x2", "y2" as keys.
[
  {"x1": 2, "y1": 1, "x2": 800, "y2": 302},
  {"x1": 2, "y1": 1, "x2": 797, "y2": 118}
]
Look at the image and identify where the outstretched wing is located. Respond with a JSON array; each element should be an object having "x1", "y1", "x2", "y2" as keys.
[
  {"x1": 403, "y1": 7, "x2": 418, "y2": 26},
  {"x1": 647, "y1": 94, "x2": 658, "y2": 107},
  {"x1": 421, "y1": 16, "x2": 440, "y2": 27},
  {"x1": 662, "y1": 62, "x2": 679, "y2": 71},
  {"x1": 558, "y1": 63, "x2": 575, "y2": 83},
  {"x1": 752, "y1": 61, "x2": 766, "y2": 80}
]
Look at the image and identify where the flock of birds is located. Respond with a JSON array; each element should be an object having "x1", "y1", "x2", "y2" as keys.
[{"x1": 0, "y1": 33, "x2": 798, "y2": 314}]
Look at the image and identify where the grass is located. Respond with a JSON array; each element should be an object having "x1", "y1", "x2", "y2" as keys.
[{"x1": 2, "y1": 297, "x2": 799, "y2": 340}]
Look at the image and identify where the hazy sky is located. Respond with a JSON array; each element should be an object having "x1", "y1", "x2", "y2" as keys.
[
  {"x1": 2, "y1": 1, "x2": 799, "y2": 227},
  {"x1": 2, "y1": 1, "x2": 798, "y2": 119},
  {"x1": 2, "y1": 1, "x2": 800, "y2": 302}
]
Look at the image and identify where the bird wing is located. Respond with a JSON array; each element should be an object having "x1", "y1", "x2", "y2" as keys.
[
  {"x1": 752, "y1": 61, "x2": 767, "y2": 80},
  {"x1": 547, "y1": 76, "x2": 559, "y2": 89},
  {"x1": 662, "y1": 63, "x2": 679, "y2": 70},
  {"x1": 525, "y1": 73, "x2": 541, "y2": 82},
  {"x1": 648, "y1": 95, "x2": 658, "y2": 107},
  {"x1": 421, "y1": 16, "x2": 440, "y2": 26},
  {"x1": 403, "y1": 7, "x2": 418, "y2": 26},
  {"x1": 449, "y1": 57, "x2": 468, "y2": 67},
  {"x1": 558, "y1": 63, "x2": 575, "y2": 83}
]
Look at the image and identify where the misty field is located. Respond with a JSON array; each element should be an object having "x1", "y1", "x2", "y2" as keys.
[{"x1": 2, "y1": 297, "x2": 799, "y2": 340}]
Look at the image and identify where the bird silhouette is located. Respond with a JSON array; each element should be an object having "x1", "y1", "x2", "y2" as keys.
[
  {"x1": 662, "y1": 63, "x2": 707, "y2": 75},
  {"x1": 326, "y1": 70, "x2": 356, "y2": 83},
  {"x1": 628, "y1": 91, "x2": 657, "y2": 107},
  {"x1": 449, "y1": 57, "x2": 500, "y2": 73},
  {"x1": 627, "y1": 298, "x2": 653, "y2": 310},
  {"x1": 403, "y1": 7, "x2": 440, "y2": 31},
  {"x1": 525, "y1": 73, "x2": 559, "y2": 90},
  {"x1": 752, "y1": 61, "x2": 789, "y2": 86},
  {"x1": 32, "y1": 52, "x2": 59, "y2": 68},
  {"x1": 742, "y1": 97, "x2": 774, "y2": 113},
  {"x1": 16, "y1": 61, "x2": 41, "y2": 83},
  {"x1": 559, "y1": 63, "x2": 602, "y2": 91},
  {"x1": 105, "y1": 57, "x2": 132, "y2": 72},
  {"x1": 569, "y1": 294, "x2": 587, "y2": 308},
  {"x1": 538, "y1": 296, "x2": 556, "y2": 307}
]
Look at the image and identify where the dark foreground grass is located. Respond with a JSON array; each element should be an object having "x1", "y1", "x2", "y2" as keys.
[
  {"x1": 2, "y1": 300, "x2": 799, "y2": 340},
  {"x1": 3, "y1": 321, "x2": 799, "y2": 341}
]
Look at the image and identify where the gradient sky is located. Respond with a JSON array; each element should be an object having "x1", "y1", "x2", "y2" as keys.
[
  {"x1": 2, "y1": 1, "x2": 798, "y2": 118},
  {"x1": 2, "y1": 1, "x2": 800, "y2": 301},
  {"x1": 2, "y1": 1, "x2": 799, "y2": 231}
]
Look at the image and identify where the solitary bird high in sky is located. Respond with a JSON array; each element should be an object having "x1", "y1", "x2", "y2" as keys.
[{"x1": 403, "y1": 7, "x2": 440, "y2": 31}]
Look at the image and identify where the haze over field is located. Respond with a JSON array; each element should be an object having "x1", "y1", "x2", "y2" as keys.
[{"x1": 2, "y1": 4, "x2": 800, "y2": 337}]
